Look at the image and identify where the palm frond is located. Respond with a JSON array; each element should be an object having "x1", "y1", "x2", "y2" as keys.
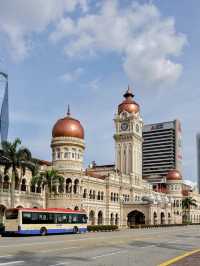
[{"x1": 17, "y1": 147, "x2": 32, "y2": 161}]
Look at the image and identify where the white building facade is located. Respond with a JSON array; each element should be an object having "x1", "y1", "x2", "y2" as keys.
[{"x1": 1, "y1": 87, "x2": 199, "y2": 227}]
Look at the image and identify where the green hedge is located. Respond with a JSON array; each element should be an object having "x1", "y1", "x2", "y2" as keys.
[
  {"x1": 87, "y1": 225, "x2": 118, "y2": 232},
  {"x1": 129, "y1": 223, "x2": 188, "y2": 229}
]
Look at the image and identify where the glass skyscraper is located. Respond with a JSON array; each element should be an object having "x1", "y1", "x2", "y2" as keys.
[
  {"x1": 197, "y1": 134, "x2": 200, "y2": 193},
  {"x1": 0, "y1": 72, "x2": 9, "y2": 145}
]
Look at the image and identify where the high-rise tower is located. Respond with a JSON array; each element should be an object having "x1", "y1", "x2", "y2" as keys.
[
  {"x1": 114, "y1": 87, "x2": 143, "y2": 183},
  {"x1": 197, "y1": 134, "x2": 200, "y2": 193},
  {"x1": 142, "y1": 120, "x2": 182, "y2": 178},
  {"x1": 0, "y1": 72, "x2": 9, "y2": 145}
]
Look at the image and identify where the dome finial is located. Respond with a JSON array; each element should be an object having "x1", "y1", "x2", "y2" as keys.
[
  {"x1": 67, "y1": 104, "x2": 71, "y2": 116},
  {"x1": 123, "y1": 85, "x2": 134, "y2": 99}
]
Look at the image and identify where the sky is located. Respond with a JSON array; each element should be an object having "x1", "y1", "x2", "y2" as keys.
[{"x1": 0, "y1": 0, "x2": 199, "y2": 183}]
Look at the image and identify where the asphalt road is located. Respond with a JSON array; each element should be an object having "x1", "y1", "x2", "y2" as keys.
[{"x1": 0, "y1": 225, "x2": 200, "y2": 266}]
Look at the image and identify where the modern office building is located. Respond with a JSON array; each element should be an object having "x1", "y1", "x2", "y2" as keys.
[
  {"x1": 142, "y1": 120, "x2": 182, "y2": 178},
  {"x1": 197, "y1": 134, "x2": 200, "y2": 193},
  {"x1": 0, "y1": 72, "x2": 9, "y2": 145}
]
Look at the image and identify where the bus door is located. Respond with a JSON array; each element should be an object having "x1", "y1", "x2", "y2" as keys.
[{"x1": 5, "y1": 209, "x2": 19, "y2": 232}]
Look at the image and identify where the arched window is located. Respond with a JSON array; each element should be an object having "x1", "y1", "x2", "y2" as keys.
[
  {"x1": 97, "y1": 191, "x2": 101, "y2": 200},
  {"x1": 73, "y1": 179, "x2": 79, "y2": 194},
  {"x1": 116, "y1": 193, "x2": 119, "y2": 202},
  {"x1": 15, "y1": 176, "x2": 20, "y2": 190},
  {"x1": 153, "y1": 212, "x2": 157, "y2": 225},
  {"x1": 83, "y1": 188, "x2": 87, "y2": 198},
  {"x1": 113, "y1": 193, "x2": 116, "y2": 202},
  {"x1": 110, "y1": 213, "x2": 114, "y2": 225},
  {"x1": 66, "y1": 178, "x2": 72, "y2": 193},
  {"x1": 56, "y1": 148, "x2": 61, "y2": 159},
  {"x1": 98, "y1": 211, "x2": 103, "y2": 225},
  {"x1": 161, "y1": 212, "x2": 165, "y2": 225},
  {"x1": 101, "y1": 192, "x2": 104, "y2": 201},
  {"x1": 21, "y1": 178, "x2": 26, "y2": 191},
  {"x1": 89, "y1": 190, "x2": 92, "y2": 199},
  {"x1": 64, "y1": 148, "x2": 69, "y2": 159},
  {"x1": 93, "y1": 190, "x2": 96, "y2": 200},
  {"x1": 115, "y1": 213, "x2": 119, "y2": 226},
  {"x1": 52, "y1": 149, "x2": 56, "y2": 160},
  {"x1": 72, "y1": 148, "x2": 76, "y2": 159},
  {"x1": 111, "y1": 192, "x2": 113, "y2": 201},
  {"x1": 168, "y1": 213, "x2": 171, "y2": 224},
  {"x1": 3, "y1": 176, "x2": 9, "y2": 190}
]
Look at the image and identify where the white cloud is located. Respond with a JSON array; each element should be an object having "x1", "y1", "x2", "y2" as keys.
[
  {"x1": 60, "y1": 67, "x2": 84, "y2": 82},
  {"x1": 51, "y1": 0, "x2": 186, "y2": 85},
  {"x1": 0, "y1": 0, "x2": 88, "y2": 60},
  {"x1": 0, "y1": 0, "x2": 186, "y2": 85}
]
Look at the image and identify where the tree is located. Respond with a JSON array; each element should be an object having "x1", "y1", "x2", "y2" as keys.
[
  {"x1": 182, "y1": 197, "x2": 197, "y2": 223},
  {"x1": 31, "y1": 168, "x2": 64, "y2": 194},
  {"x1": 1, "y1": 138, "x2": 35, "y2": 207}
]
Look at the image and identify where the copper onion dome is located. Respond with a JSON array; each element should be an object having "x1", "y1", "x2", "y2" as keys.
[
  {"x1": 118, "y1": 86, "x2": 140, "y2": 114},
  {"x1": 166, "y1": 169, "x2": 182, "y2": 181},
  {"x1": 52, "y1": 106, "x2": 84, "y2": 139}
]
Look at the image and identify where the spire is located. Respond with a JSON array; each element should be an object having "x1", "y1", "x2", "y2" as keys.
[
  {"x1": 67, "y1": 104, "x2": 71, "y2": 116},
  {"x1": 123, "y1": 85, "x2": 134, "y2": 99}
]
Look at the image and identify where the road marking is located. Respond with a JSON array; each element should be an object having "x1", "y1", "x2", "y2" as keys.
[
  {"x1": 92, "y1": 250, "x2": 127, "y2": 260},
  {"x1": 40, "y1": 246, "x2": 78, "y2": 253},
  {"x1": 141, "y1": 245, "x2": 155, "y2": 249},
  {"x1": 0, "y1": 261, "x2": 24, "y2": 266},
  {"x1": 158, "y1": 248, "x2": 200, "y2": 266},
  {"x1": 48, "y1": 263, "x2": 69, "y2": 266}
]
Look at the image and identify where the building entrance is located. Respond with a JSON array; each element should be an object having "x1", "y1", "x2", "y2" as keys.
[{"x1": 127, "y1": 210, "x2": 145, "y2": 226}]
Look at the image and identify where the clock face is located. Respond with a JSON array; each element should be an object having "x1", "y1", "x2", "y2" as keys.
[{"x1": 121, "y1": 122, "x2": 128, "y2": 131}]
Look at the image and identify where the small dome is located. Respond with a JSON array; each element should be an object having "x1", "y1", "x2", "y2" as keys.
[
  {"x1": 118, "y1": 86, "x2": 140, "y2": 114},
  {"x1": 166, "y1": 169, "x2": 182, "y2": 181},
  {"x1": 52, "y1": 107, "x2": 84, "y2": 139}
]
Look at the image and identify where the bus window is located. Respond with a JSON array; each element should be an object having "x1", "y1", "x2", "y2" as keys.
[
  {"x1": 62, "y1": 214, "x2": 68, "y2": 223},
  {"x1": 56, "y1": 214, "x2": 63, "y2": 224},
  {"x1": 68, "y1": 214, "x2": 72, "y2": 223},
  {"x1": 31, "y1": 212, "x2": 38, "y2": 223},
  {"x1": 79, "y1": 214, "x2": 87, "y2": 223},
  {"x1": 48, "y1": 213, "x2": 55, "y2": 224},
  {"x1": 6, "y1": 209, "x2": 18, "y2": 219},
  {"x1": 72, "y1": 214, "x2": 78, "y2": 224},
  {"x1": 22, "y1": 212, "x2": 32, "y2": 224},
  {"x1": 81, "y1": 214, "x2": 87, "y2": 223},
  {"x1": 38, "y1": 213, "x2": 48, "y2": 223}
]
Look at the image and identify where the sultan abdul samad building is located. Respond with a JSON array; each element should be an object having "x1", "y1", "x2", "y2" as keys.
[{"x1": 1, "y1": 87, "x2": 200, "y2": 226}]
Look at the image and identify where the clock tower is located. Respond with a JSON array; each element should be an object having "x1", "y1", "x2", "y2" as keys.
[{"x1": 114, "y1": 87, "x2": 143, "y2": 183}]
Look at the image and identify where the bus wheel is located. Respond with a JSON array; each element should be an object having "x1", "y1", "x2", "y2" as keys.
[
  {"x1": 73, "y1": 226, "x2": 79, "y2": 234},
  {"x1": 40, "y1": 227, "x2": 47, "y2": 236}
]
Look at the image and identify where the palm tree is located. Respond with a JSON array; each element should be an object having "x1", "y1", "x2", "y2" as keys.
[
  {"x1": 31, "y1": 168, "x2": 64, "y2": 194},
  {"x1": 182, "y1": 197, "x2": 197, "y2": 223},
  {"x1": 1, "y1": 138, "x2": 35, "y2": 207}
]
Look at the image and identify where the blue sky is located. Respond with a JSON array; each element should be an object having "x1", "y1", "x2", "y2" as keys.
[{"x1": 0, "y1": 0, "x2": 199, "y2": 183}]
